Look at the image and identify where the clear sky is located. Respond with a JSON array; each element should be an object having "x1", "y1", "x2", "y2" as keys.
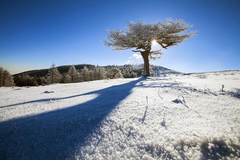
[{"x1": 0, "y1": 0, "x2": 240, "y2": 74}]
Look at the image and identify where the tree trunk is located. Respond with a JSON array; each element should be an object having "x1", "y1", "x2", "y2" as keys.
[{"x1": 141, "y1": 51, "x2": 150, "y2": 76}]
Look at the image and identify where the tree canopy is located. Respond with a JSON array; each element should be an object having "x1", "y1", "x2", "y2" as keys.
[
  {"x1": 106, "y1": 20, "x2": 193, "y2": 76},
  {"x1": 106, "y1": 19, "x2": 192, "y2": 52}
]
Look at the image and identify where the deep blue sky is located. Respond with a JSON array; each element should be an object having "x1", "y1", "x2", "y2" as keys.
[{"x1": 0, "y1": 0, "x2": 240, "y2": 74}]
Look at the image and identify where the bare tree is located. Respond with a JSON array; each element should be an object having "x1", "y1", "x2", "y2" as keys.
[{"x1": 106, "y1": 20, "x2": 193, "y2": 76}]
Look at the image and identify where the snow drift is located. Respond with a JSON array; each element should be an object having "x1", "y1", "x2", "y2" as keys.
[{"x1": 0, "y1": 71, "x2": 240, "y2": 159}]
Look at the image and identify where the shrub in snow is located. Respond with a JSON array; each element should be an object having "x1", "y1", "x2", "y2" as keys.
[{"x1": 0, "y1": 67, "x2": 15, "y2": 87}]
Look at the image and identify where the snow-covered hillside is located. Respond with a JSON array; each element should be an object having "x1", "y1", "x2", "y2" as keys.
[{"x1": 0, "y1": 71, "x2": 240, "y2": 160}]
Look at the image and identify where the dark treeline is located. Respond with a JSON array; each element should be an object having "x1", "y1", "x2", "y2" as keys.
[
  {"x1": 13, "y1": 64, "x2": 144, "y2": 87},
  {"x1": 0, "y1": 64, "x2": 177, "y2": 87}
]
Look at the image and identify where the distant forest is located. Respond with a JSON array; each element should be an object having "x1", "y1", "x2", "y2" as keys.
[{"x1": 0, "y1": 64, "x2": 178, "y2": 87}]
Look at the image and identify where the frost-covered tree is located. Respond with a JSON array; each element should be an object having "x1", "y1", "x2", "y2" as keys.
[
  {"x1": 81, "y1": 66, "x2": 90, "y2": 81},
  {"x1": 121, "y1": 65, "x2": 138, "y2": 78},
  {"x1": 46, "y1": 64, "x2": 62, "y2": 84},
  {"x1": 106, "y1": 20, "x2": 192, "y2": 76},
  {"x1": 88, "y1": 70, "x2": 94, "y2": 81},
  {"x1": 14, "y1": 74, "x2": 41, "y2": 86},
  {"x1": 91, "y1": 67, "x2": 106, "y2": 80},
  {"x1": 62, "y1": 73, "x2": 72, "y2": 83},
  {"x1": 106, "y1": 68, "x2": 123, "y2": 79},
  {"x1": 36, "y1": 77, "x2": 47, "y2": 85},
  {"x1": 0, "y1": 67, "x2": 15, "y2": 87},
  {"x1": 97, "y1": 67, "x2": 106, "y2": 80},
  {"x1": 68, "y1": 65, "x2": 80, "y2": 82},
  {"x1": 92, "y1": 68, "x2": 98, "y2": 80},
  {"x1": 114, "y1": 69, "x2": 123, "y2": 79},
  {"x1": 0, "y1": 67, "x2": 3, "y2": 86}
]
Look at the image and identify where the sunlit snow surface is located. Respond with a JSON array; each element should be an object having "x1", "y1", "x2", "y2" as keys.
[{"x1": 0, "y1": 71, "x2": 240, "y2": 160}]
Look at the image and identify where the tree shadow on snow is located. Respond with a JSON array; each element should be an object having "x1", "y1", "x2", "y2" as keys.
[
  {"x1": 148, "y1": 139, "x2": 240, "y2": 160},
  {"x1": 226, "y1": 88, "x2": 240, "y2": 99},
  {"x1": 200, "y1": 139, "x2": 240, "y2": 160},
  {"x1": 0, "y1": 77, "x2": 144, "y2": 160},
  {"x1": 136, "y1": 80, "x2": 218, "y2": 96}
]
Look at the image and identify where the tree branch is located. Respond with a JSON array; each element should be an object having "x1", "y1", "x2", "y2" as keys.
[
  {"x1": 150, "y1": 50, "x2": 161, "y2": 54},
  {"x1": 159, "y1": 43, "x2": 168, "y2": 49},
  {"x1": 132, "y1": 49, "x2": 141, "y2": 52}
]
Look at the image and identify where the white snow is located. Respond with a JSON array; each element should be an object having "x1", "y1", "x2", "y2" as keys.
[{"x1": 0, "y1": 71, "x2": 240, "y2": 160}]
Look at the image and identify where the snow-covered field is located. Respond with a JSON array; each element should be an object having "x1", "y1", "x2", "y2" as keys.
[{"x1": 0, "y1": 70, "x2": 240, "y2": 160}]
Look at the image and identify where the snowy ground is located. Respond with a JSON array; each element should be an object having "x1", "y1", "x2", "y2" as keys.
[{"x1": 0, "y1": 70, "x2": 240, "y2": 160}]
